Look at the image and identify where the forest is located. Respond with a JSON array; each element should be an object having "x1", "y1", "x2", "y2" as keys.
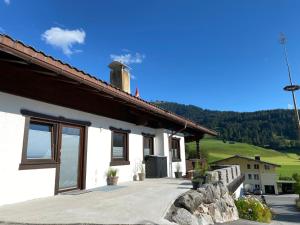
[{"x1": 153, "y1": 101, "x2": 300, "y2": 150}]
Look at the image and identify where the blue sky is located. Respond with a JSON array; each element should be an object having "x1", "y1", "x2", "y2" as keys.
[{"x1": 1, "y1": 0, "x2": 300, "y2": 112}]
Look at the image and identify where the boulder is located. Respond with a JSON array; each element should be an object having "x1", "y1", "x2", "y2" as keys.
[
  {"x1": 166, "y1": 182, "x2": 238, "y2": 225},
  {"x1": 174, "y1": 190, "x2": 205, "y2": 212},
  {"x1": 171, "y1": 208, "x2": 199, "y2": 225}
]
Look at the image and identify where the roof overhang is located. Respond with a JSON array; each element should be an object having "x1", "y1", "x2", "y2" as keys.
[{"x1": 0, "y1": 34, "x2": 217, "y2": 140}]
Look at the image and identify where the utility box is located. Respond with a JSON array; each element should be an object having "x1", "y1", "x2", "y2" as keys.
[{"x1": 145, "y1": 155, "x2": 167, "y2": 178}]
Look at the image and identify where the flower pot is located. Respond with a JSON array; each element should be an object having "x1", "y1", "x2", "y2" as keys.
[
  {"x1": 107, "y1": 176, "x2": 118, "y2": 185},
  {"x1": 175, "y1": 172, "x2": 183, "y2": 178},
  {"x1": 133, "y1": 174, "x2": 138, "y2": 181},
  {"x1": 192, "y1": 181, "x2": 200, "y2": 190},
  {"x1": 192, "y1": 175, "x2": 206, "y2": 190},
  {"x1": 138, "y1": 172, "x2": 145, "y2": 181}
]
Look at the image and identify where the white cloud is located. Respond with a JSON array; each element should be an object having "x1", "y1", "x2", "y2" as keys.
[
  {"x1": 41, "y1": 27, "x2": 86, "y2": 56},
  {"x1": 130, "y1": 74, "x2": 136, "y2": 80},
  {"x1": 4, "y1": 0, "x2": 10, "y2": 5},
  {"x1": 110, "y1": 52, "x2": 145, "y2": 65},
  {"x1": 0, "y1": 27, "x2": 5, "y2": 33}
]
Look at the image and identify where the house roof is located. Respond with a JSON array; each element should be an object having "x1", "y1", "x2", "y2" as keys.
[
  {"x1": 210, "y1": 155, "x2": 281, "y2": 167},
  {"x1": 0, "y1": 34, "x2": 217, "y2": 138}
]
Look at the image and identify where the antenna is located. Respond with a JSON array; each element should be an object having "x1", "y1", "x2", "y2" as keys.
[{"x1": 280, "y1": 33, "x2": 300, "y2": 137}]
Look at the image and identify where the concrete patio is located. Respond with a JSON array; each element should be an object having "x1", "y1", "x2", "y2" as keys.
[{"x1": 0, "y1": 178, "x2": 191, "y2": 225}]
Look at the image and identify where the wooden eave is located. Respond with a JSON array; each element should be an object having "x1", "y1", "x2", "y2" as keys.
[{"x1": 0, "y1": 34, "x2": 217, "y2": 139}]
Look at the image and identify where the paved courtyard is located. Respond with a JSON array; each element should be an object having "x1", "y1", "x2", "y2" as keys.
[{"x1": 0, "y1": 178, "x2": 191, "y2": 225}]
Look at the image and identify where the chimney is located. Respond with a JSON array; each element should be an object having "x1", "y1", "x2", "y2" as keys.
[
  {"x1": 135, "y1": 87, "x2": 140, "y2": 98},
  {"x1": 109, "y1": 61, "x2": 131, "y2": 94},
  {"x1": 255, "y1": 155, "x2": 261, "y2": 161}
]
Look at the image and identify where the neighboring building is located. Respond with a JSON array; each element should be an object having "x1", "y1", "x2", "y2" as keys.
[
  {"x1": 0, "y1": 34, "x2": 217, "y2": 206},
  {"x1": 211, "y1": 155, "x2": 280, "y2": 194}
]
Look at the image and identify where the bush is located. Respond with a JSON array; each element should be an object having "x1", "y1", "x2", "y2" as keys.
[
  {"x1": 235, "y1": 197, "x2": 272, "y2": 223},
  {"x1": 292, "y1": 173, "x2": 300, "y2": 198}
]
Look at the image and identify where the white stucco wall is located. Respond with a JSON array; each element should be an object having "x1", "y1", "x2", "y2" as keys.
[
  {"x1": 233, "y1": 183, "x2": 243, "y2": 199},
  {"x1": 261, "y1": 173, "x2": 278, "y2": 194},
  {"x1": 0, "y1": 91, "x2": 187, "y2": 206}
]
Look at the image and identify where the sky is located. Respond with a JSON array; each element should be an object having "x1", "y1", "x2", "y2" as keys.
[{"x1": 1, "y1": 0, "x2": 300, "y2": 112}]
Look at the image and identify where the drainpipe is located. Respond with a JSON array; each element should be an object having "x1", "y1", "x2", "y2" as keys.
[{"x1": 169, "y1": 122, "x2": 188, "y2": 139}]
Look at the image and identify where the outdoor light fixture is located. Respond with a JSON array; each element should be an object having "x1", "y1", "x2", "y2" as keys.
[{"x1": 280, "y1": 33, "x2": 300, "y2": 136}]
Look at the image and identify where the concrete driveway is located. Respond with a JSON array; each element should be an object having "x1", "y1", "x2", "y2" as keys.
[
  {"x1": 265, "y1": 194, "x2": 300, "y2": 225},
  {"x1": 0, "y1": 178, "x2": 191, "y2": 225}
]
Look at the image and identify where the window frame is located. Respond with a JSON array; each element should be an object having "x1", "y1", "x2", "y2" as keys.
[
  {"x1": 142, "y1": 134, "x2": 154, "y2": 161},
  {"x1": 171, "y1": 138, "x2": 181, "y2": 162},
  {"x1": 20, "y1": 117, "x2": 58, "y2": 170},
  {"x1": 264, "y1": 165, "x2": 270, "y2": 170},
  {"x1": 110, "y1": 127, "x2": 130, "y2": 166},
  {"x1": 248, "y1": 174, "x2": 252, "y2": 180},
  {"x1": 254, "y1": 164, "x2": 260, "y2": 169}
]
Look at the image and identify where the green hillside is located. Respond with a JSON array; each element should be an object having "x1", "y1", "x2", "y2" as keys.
[
  {"x1": 187, "y1": 138, "x2": 300, "y2": 177},
  {"x1": 153, "y1": 101, "x2": 300, "y2": 150}
]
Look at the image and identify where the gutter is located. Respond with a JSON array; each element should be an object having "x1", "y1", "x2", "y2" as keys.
[{"x1": 0, "y1": 34, "x2": 218, "y2": 136}]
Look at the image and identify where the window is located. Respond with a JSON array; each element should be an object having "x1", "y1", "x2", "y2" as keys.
[
  {"x1": 110, "y1": 127, "x2": 130, "y2": 166},
  {"x1": 247, "y1": 164, "x2": 251, "y2": 169},
  {"x1": 171, "y1": 138, "x2": 181, "y2": 161},
  {"x1": 248, "y1": 174, "x2": 252, "y2": 180},
  {"x1": 19, "y1": 111, "x2": 89, "y2": 171},
  {"x1": 112, "y1": 132, "x2": 127, "y2": 159},
  {"x1": 20, "y1": 118, "x2": 56, "y2": 169},
  {"x1": 254, "y1": 174, "x2": 259, "y2": 180},
  {"x1": 264, "y1": 165, "x2": 270, "y2": 170},
  {"x1": 255, "y1": 184, "x2": 260, "y2": 189},
  {"x1": 27, "y1": 122, "x2": 53, "y2": 159},
  {"x1": 254, "y1": 164, "x2": 259, "y2": 169},
  {"x1": 143, "y1": 135, "x2": 154, "y2": 160}
]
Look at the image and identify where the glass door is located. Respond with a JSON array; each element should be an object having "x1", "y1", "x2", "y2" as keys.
[{"x1": 58, "y1": 125, "x2": 83, "y2": 192}]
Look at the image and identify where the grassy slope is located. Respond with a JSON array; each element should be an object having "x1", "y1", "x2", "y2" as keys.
[{"x1": 188, "y1": 139, "x2": 300, "y2": 177}]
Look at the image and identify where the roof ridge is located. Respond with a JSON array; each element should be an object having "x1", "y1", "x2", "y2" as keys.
[{"x1": 211, "y1": 155, "x2": 281, "y2": 167}]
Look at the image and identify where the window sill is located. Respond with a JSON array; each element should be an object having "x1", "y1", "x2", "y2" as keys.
[
  {"x1": 110, "y1": 161, "x2": 130, "y2": 166},
  {"x1": 19, "y1": 162, "x2": 58, "y2": 170},
  {"x1": 172, "y1": 159, "x2": 181, "y2": 162}
]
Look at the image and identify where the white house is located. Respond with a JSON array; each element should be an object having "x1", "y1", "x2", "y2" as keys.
[{"x1": 0, "y1": 34, "x2": 217, "y2": 206}]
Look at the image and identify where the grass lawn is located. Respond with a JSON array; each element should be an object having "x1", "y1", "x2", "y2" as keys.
[{"x1": 187, "y1": 139, "x2": 300, "y2": 177}]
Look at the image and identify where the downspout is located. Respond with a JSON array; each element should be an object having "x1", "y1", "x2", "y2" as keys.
[{"x1": 169, "y1": 121, "x2": 188, "y2": 139}]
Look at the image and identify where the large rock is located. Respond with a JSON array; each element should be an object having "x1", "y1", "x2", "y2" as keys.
[
  {"x1": 166, "y1": 182, "x2": 238, "y2": 225},
  {"x1": 171, "y1": 208, "x2": 199, "y2": 225},
  {"x1": 174, "y1": 190, "x2": 205, "y2": 212}
]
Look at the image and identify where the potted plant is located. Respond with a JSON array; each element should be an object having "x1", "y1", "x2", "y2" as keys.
[
  {"x1": 192, "y1": 160, "x2": 207, "y2": 190},
  {"x1": 133, "y1": 161, "x2": 138, "y2": 181},
  {"x1": 138, "y1": 163, "x2": 145, "y2": 181},
  {"x1": 106, "y1": 167, "x2": 118, "y2": 185},
  {"x1": 174, "y1": 163, "x2": 182, "y2": 178}
]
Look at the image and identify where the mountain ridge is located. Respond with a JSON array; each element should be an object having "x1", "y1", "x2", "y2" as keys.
[{"x1": 152, "y1": 101, "x2": 300, "y2": 150}]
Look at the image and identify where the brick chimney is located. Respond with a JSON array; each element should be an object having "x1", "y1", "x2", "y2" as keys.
[
  {"x1": 109, "y1": 61, "x2": 131, "y2": 94},
  {"x1": 255, "y1": 155, "x2": 261, "y2": 161}
]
